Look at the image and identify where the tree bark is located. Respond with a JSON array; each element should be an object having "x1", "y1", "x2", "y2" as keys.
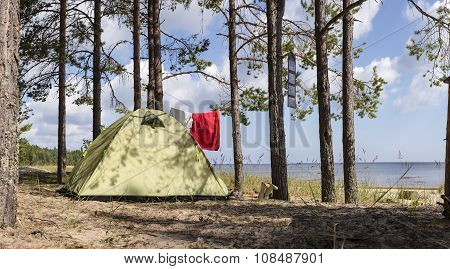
[
  {"x1": 444, "y1": 78, "x2": 450, "y2": 218},
  {"x1": 342, "y1": 0, "x2": 357, "y2": 203},
  {"x1": 0, "y1": 0, "x2": 19, "y2": 226},
  {"x1": 228, "y1": 0, "x2": 245, "y2": 194},
  {"x1": 133, "y1": 0, "x2": 141, "y2": 111},
  {"x1": 267, "y1": 0, "x2": 288, "y2": 200},
  {"x1": 314, "y1": 0, "x2": 336, "y2": 202},
  {"x1": 153, "y1": 0, "x2": 163, "y2": 111},
  {"x1": 57, "y1": 0, "x2": 67, "y2": 185},
  {"x1": 266, "y1": 0, "x2": 277, "y2": 193},
  {"x1": 273, "y1": 0, "x2": 288, "y2": 200},
  {"x1": 147, "y1": 0, "x2": 155, "y2": 109},
  {"x1": 92, "y1": 0, "x2": 102, "y2": 140}
]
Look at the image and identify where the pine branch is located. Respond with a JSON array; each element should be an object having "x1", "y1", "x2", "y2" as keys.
[
  {"x1": 320, "y1": 0, "x2": 369, "y2": 36},
  {"x1": 407, "y1": 0, "x2": 450, "y2": 28},
  {"x1": 163, "y1": 70, "x2": 229, "y2": 85}
]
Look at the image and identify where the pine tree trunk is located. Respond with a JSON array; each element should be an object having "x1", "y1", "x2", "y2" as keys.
[
  {"x1": 267, "y1": 0, "x2": 287, "y2": 200},
  {"x1": 0, "y1": 0, "x2": 19, "y2": 226},
  {"x1": 445, "y1": 80, "x2": 450, "y2": 218},
  {"x1": 266, "y1": 0, "x2": 277, "y2": 188},
  {"x1": 153, "y1": 0, "x2": 163, "y2": 111},
  {"x1": 228, "y1": 0, "x2": 244, "y2": 194},
  {"x1": 273, "y1": 0, "x2": 288, "y2": 200},
  {"x1": 314, "y1": 0, "x2": 336, "y2": 202},
  {"x1": 147, "y1": 0, "x2": 155, "y2": 109},
  {"x1": 92, "y1": 0, "x2": 102, "y2": 139},
  {"x1": 342, "y1": 0, "x2": 357, "y2": 204},
  {"x1": 57, "y1": 0, "x2": 67, "y2": 185},
  {"x1": 133, "y1": 0, "x2": 141, "y2": 111}
]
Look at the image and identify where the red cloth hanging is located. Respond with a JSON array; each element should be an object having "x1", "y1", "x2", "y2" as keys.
[{"x1": 190, "y1": 110, "x2": 220, "y2": 151}]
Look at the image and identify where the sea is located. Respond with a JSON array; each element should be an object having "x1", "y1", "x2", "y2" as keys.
[{"x1": 213, "y1": 162, "x2": 445, "y2": 188}]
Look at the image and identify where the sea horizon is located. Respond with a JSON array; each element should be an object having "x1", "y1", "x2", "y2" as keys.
[
  {"x1": 213, "y1": 162, "x2": 445, "y2": 188},
  {"x1": 213, "y1": 161, "x2": 443, "y2": 165}
]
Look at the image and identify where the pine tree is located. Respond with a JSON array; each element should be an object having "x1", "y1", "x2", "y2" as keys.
[
  {"x1": 342, "y1": 0, "x2": 357, "y2": 203},
  {"x1": 57, "y1": 0, "x2": 68, "y2": 184},
  {"x1": 228, "y1": 0, "x2": 245, "y2": 195},
  {"x1": 314, "y1": 0, "x2": 336, "y2": 202},
  {"x1": 406, "y1": 0, "x2": 449, "y2": 217},
  {"x1": 153, "y1": 0, "x2": 163, "y2": 110},
  {"x1": 93, "y1": 0, "x2": 102, "y2": 139},
  {"x1": 0, "y1": 0, "x2": 20, "y2": 226},
  {"x1": 313, "y1": 0, "x2": 370, "y2": 202},
  {"x1": 133, "y1": 0, "x2": 142, "y2": 110},
  {"x1": 266, "y1": 0, "x2": 289, "y2": 200},
  {"x1": 147, "y1": 0, "x2": 155, "y2": 109}
]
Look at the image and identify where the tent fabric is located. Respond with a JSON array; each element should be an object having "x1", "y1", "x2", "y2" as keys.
[
  {"x1": 65, "y1": 109, "x2": 228, "y2": 197},
  {"x1": 190, "y1": 110, "x2": 220, "y2": 151}
]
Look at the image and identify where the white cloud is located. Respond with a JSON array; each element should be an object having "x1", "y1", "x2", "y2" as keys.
[
  {"x1": 284, "y1": 0, "x2": 381, "y2": 39},
  {"x1": 404, "y1": 0, "x2": 425, "y2": 21},
  {"x1": 296, "y1": 57, "x2": 400, "y2": 100},
  {"x1": 354, "y1": 0, "x2": 381, "y2": 39},
  {"x1": 393, "y1": 73, "x2": 447, "y2": 112},
  {"x1": 161, "y1": 1, "x2": 216, "y2": 35},
  {"x1": 163, "y1": 65, "x2": 224, "y2": 112},
  {"x1": 393, "y1": 0, "x2": 450, "y2": 112},
  {"x1": 354, "y1": 57, "x2": 400, "y2": 84},
  {"x1": 404, "y1": 0, "x2": 448, "y2": 22},
  {"x1": 23, "y1": 86, "x2": 93, "y2": 149},
  {"x1": 284, "y1": 0, "x2": 310, "y2": 22},
  {"x1": 23, "y1": 56, "x2": 227, "y2": 149},
  {"x1": 352, "y1": 57, "x2": 400, "y2": 99},
  {"x1": 102, "y1": 18, "x2": 131, "y2": 47},
  {"x1": 106, "y1": 58, "x2": 226, "y2": 112}
]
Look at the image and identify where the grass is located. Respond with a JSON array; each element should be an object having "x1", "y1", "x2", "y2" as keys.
[
  {"x1": 22, "y1": 165, "x2": 440, "y2": 206},
  {"x1": 219, "y1": 172, "x2": 441, "y2": 206},
  {"x1": 28, "y1": 165, "x2": 74, "y2": 173}
]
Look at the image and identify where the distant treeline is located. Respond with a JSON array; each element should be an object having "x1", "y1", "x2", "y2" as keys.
[{"x1": 19, "y1": 138, "x2": 82, "y2": 166}]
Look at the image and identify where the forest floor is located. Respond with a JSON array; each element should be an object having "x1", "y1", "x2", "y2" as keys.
[{"x1": 1, "y1": 169, "x2": 449, "y2": 249}]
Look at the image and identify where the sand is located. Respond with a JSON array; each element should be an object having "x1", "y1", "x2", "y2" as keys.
[{"x1": 0, "y1": 182, "x2": 449, "y2": 249}]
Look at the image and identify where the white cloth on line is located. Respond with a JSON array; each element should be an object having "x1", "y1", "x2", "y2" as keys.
[{"x1": 169, "y1": 108, "x2": 193, "y2": 129}]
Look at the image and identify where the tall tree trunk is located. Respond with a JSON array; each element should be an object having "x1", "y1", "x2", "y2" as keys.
[
  {"x1": 57, "y1": 0, "x2": 67, "y2": 185},
  {"x1": 147, "y1": 0, "x2": 155, "y2": 109},
  {"x1": 444, "y1": 78, "x2": 450, "y2": 218},
  {"x1": 133, "y1": 0, "x2": 141, "y2": 110},
  {"x1": 314, "y1": 0, "x2": 336, "y2": 202},
  {"x1": 228, "y1": 0, "x2": 244, "y2": 195},
  {"x1": 267, "y1": 0, "x2": 287, "y2": 200},
  {"x1": 92, "y1": 0, "x2": 102, "y2": 140},
  {"x1": 0, "y1": 0, "x2": 19, "y2": 226},
  {"x1": 153, "y1": 0, "x2": 163, "y2": 111},
  {"x1": 273, "y1": 0, "x2": 288, "y2": 200},
  {"x1": 342, "y1": 0, "x2": 357, "y2": 203}
]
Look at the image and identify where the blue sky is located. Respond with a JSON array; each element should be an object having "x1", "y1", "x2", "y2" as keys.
[{"x1": 23, "y1": 0, "x2": 449, "y2": 163}]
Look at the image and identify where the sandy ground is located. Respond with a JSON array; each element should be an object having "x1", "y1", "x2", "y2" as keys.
[{"x1": 1, "y1": 181, "x2": 450, "y2": 249}]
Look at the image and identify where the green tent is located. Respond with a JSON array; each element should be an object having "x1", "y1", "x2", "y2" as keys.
[{"x1": 65, "y1": 109, "x2": 228, "y2": 197}]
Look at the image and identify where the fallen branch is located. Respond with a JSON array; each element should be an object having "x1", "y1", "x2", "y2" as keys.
[
  {"x1": 441, "y1": 194, "x2": 450, "y2": 204},
  {"x1": 439, "y1": 195, "x2": 450, "y2": 218}
]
